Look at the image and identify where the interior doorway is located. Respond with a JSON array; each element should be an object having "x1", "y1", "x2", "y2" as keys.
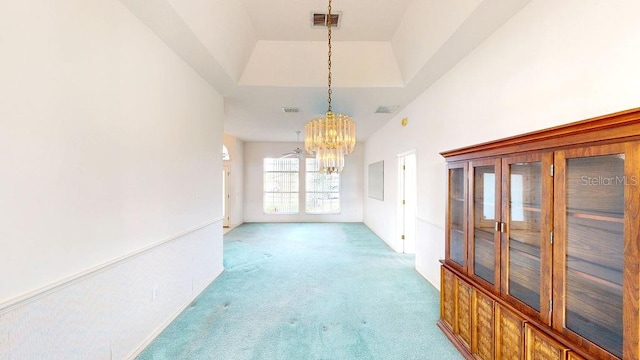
[
  {"x1": 223, "y1": 165, "x2": 230, "y2": 228},
  {"x1": 397, "y1": 152, "x2": 416, "y2": 253}
]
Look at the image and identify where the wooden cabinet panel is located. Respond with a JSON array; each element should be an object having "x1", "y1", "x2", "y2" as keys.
[
  {"x1": 441, "y1": 266, "x2": 455, "y2": 330},
  {"x1": 456, "y1": 278, "x2": 472, "y2": 350},
  {"x1": 622, "y1": 141, "x2": 640, "y2": 360},
  {"x1": 472, "y1": 290, "x2": 494, "y2": 360},
  {"x1": 567, "y1": 353, "x2": 585, "y2": 360},
  {"x1": 495, "y1": 304, "x2": 524, "y2": 360},
  {"x1": 525, "y1": 324, "x2": 568, "y2": 360}
]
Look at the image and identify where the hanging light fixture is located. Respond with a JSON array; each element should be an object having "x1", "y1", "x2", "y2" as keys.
[{"x1": 304, "y1": 0, "x2": 356, "y2": 174}]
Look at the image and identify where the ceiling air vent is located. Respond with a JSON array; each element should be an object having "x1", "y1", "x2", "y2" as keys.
[
  {"x1": 281, "y1": 107, "x2": 300, "y2": 113},
  {"x1": 375, "y1": 105, "x2": 400, "y2": 114},
  {"x1": 311, "y1": 12, "x2": 342, "y2": 28}
]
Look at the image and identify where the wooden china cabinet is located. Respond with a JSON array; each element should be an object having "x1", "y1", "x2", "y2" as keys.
[{"x1": 438, "y1": 108, "x2": 640, "y2": 360}]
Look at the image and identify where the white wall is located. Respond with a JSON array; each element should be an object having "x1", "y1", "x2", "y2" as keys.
[
  {"x1": 391, "y1": 0, "x2": 482, "y2": 82},
  {"x1": 224, "y1": 134, "x2": 245, "y2": 227},
  {"x1": 363, "y1": 151, "x2": 403, "y2": 252},
  {"x1": 244, "y1": 142, "x2": 364, "y2": 222},
  {"x1": 365, "y1": 0, "x2": 640, "y2": 289},
  {"x1": 0, "y1": 0, "x2": 224, "y2": 358},
  {"x1": 165, "y1": 0, "x2": 256, "y2": 82}
]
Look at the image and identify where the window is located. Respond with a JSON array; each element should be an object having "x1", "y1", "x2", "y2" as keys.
[
  {"x1": 222, "y1": 145, "x2": 230, "y2": 160},
  {"x1": 263, "y1": 158, "x2": 299, "y2": 213},
  {"x1": 305, "y1": 158, "x2": 340, "y2": 214}
]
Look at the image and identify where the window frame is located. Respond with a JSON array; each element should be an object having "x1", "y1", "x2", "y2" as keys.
[
  {"x1": 263, "y1": 157, "x2": 300, "y2": 214},
  {"x1": 304, "y1": 158, "x2": 341, "y2": 214}
]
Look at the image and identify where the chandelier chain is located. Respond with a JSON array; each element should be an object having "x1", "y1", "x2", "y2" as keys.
[
  {"x1": 304, "y1": 0, "x2": 356, "y2": 174},
  {"x1": 327, "y1": 0, "x2": 332, "y2": 112}
]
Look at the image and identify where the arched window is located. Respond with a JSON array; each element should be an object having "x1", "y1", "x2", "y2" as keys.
[{"x1": 222, "y1": 145, "x2": 230, "y2": 160}]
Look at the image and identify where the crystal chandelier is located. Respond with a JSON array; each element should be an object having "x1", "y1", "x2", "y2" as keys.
[{"x1": 304, "y1": 0, "x2": 356, "y2": 174}]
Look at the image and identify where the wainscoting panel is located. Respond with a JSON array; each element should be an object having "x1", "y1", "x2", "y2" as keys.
[
  {"x1": 0, "y1": 220, "x2": 223, "y2": 360},
  {"x1": 0, "y1": 314, "x2": 9, "y2": 360},
  {"x1": 415, "y1": 217, "x2": 446, "y2": 291}
]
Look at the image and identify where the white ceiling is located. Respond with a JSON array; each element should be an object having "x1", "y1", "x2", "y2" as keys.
[{"x1": 119, "y1": 0, "x2": 531, "y2": 143}]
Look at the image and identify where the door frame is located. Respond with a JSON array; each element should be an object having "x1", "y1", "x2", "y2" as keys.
[
  {"x1": 223, "y1": 165, "x2": 230, "y2": 227},
  {"x1": 397, "y1": 151, "x2": 416, "y2": 254}
]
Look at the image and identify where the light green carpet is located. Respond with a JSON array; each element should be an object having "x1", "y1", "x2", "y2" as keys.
[{"x1": 137, "y1": 222, "x2": 463, "y2": 360}]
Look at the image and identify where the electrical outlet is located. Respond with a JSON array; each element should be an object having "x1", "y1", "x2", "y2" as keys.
[{"x1": 152, "y1": 287, "x2": 158, "y2": 301}]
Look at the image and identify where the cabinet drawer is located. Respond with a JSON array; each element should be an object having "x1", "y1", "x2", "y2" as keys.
[
  {"x1": 567, "y1": 352, "x2": 585, "y2": 360},
  {"x1": 441, "y1": 267, "x2": 455, "y2": 330},
  {"x1": 495, "y1": 304, "x2": 525, "y2": 360},
  {"x1": 456, "y1": 278, "x2": 473, "y2": 350},
  {"x1": 472, "y1": 290, "x2": 494, "y2": 360},
  {"x1": 525, "y1": 324, "x2": 568, "y2": 360}
]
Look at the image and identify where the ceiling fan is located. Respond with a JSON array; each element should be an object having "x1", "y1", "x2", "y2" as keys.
[{"x1": 281, "y1": 131, "x2": 306, "y2": 159}]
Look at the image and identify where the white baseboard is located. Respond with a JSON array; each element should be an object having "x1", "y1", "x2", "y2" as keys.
[
  {"x1": 416, "y1": 265, "x2": 440, "y2": 291},
  {"x1": 125, "y1": 266, "x2": 224, "y2": 359}
]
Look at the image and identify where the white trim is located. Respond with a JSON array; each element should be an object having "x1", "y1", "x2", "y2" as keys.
[
  {"x1": 416, "y1": 216, "x2": 444, "y2": 230},
  {"x1": 0, "y1": 217, "x2": 224, "y2": 313},
  {"x1": 365, "y1": 224, "x2": 401, "y2": 253},
  {"x1": 397, "y1": 149, "x2": 416, "y2": 157},
  {"x1": 416, "y1": 265, "x2": 440, "y2": 291},
  {"x1": 125, "y1": 266, "x2": 224, "y2": 359}
]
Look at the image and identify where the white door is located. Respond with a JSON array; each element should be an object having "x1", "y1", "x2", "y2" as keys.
[
  {"x1": 397, "y1": 152, "x2": 416, "y2": 253},
  {"x1": 223, "y1": 166, "x2": 230, "y2": 227}
]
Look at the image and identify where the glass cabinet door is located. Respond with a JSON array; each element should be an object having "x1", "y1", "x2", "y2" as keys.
[
  {"x1": 470, "y1": 159, "x2": 501, "y2": 289},
  {"x1": 501, "y1": 154, "x2": 552, "y2": 323},
  {"x1": 553, "y1": 143, "x2": 640, "y2": 359},
  {"x1": 446, "y1": 163, "x2": 467, "y2": 269}
]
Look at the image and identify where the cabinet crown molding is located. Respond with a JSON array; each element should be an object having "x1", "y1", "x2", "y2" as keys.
[{"x1": 441, "y1": 107, "x2": 640, "y2": 161}]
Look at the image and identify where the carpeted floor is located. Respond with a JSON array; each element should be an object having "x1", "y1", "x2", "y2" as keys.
[{"x1": 137, "y1": 222, "x2": 463, "y2": 360}]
